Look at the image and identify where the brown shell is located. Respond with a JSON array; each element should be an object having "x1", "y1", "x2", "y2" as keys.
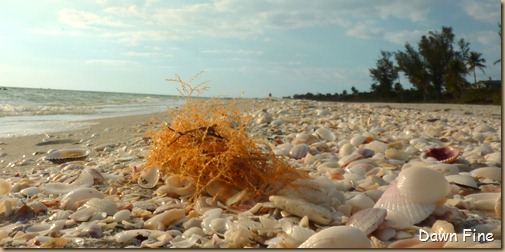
[
  {"x1": 423, "y1": 146, "x2": 461, "y2": 164},
  {"x1": 45, "y1": 149, "x2": 90, "y2": 164}
]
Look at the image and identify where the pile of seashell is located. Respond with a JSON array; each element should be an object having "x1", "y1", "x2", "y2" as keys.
[{"x1": 0, "y1": 99, "x2": 501, "y2": 248}]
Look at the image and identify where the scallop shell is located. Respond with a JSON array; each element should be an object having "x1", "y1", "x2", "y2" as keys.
[
  {"x1": 420, "y1": 146, "x2": 460, "y2": 164},
  {"x1": 138, "y1": 166, "x2": 160, "y2": 188},
  {"x1": 298, "y1": 226, "x2": 371, "y2": 248},
  {"x1": 45, "y1": 148, "x2": 90, "y2": 164},
  {"x1": 347, "y1": 208, "x2": 387, "y2": 235},
  {"x1": 374, "y1": 183, "x2": 436, "y2": 229},
  {"x1": 397, "y1": 166, "x2": 450, "y2": 203}
]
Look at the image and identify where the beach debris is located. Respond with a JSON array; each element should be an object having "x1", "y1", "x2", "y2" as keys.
[{"x1": 143, "y1": 73, "x2": 308, "y2": 203}]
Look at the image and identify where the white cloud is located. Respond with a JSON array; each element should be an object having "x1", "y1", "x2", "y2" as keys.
[
  {"x1": 376, "y1": 0, "x2": 430, "y2": 22},
  {"x1": 85, "y1": 59, "x2": 137, "y2": 67},
  {"x1": 461, "y1": 0, "x2": 500, "y2": 24},
  {"x1": 102, "y1": 30, "x2": 189, "y2": 45},
  {"x1": 58, "y1": 9, "x2": 127, "y2": 29},
  {"x1": 384, "y1": 30, "x2": 427, "y2": 45},
  {"x1": 202, "y1": 49, "x2": 263, "y2": 56}
]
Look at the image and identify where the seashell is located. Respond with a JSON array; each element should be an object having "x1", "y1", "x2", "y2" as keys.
[
  {"x1": 470, "y1": 167, "x2": 501, "y2": 181},
  {"x1": 138, "y1": 166, "x2": 160, "y2": 188},
  {"x1": 445, "y1": 174, "x2": 478, "y2": 189},
  {"x1": 396, "y1": 166, "x2": 450, "y2": 203},
  {"x1": 289, "y1": 144, "x2": 309, "y2": 159},
  {"x1": 156, "y1": 175, "x2": 195, "y2": 197},
  {"x1": 273, "y1": 143, "x2": 293, "y2": 156},
  {"x1": 20, "y1": 187, "x2": 41, "y2": 197},
  {"x1": 81, "y1": 198, "x2": 118, "y2": 216},
  {"x1": 364, "y1": 141, "x2": 388, "y2": 154},
  {"x1": 256, "y1": 110, "x2": 273, "y2": 124},
  {"x1": 374, "y1": 183, "x2": 436, "y2": 229},
  {"x1": 431, "y1": 220, "x2": 455, "y2": 234},
  {"x1": 347, "y1": 194, "x2": 375, "y2": 214},
  {"x1": 350, "y1": 135, "x2": 372, "y2": 147},
  {"x1": 170, "y1": 234, "x2": 201, "y2": 248},
  {"x1": 144, "y1": 208, "x2": 186, "y2": 230},
  {"x1": 0, "y1": 179, "x2": 12, "y2": 194},
  {"x1": 338, "y1": 152, "x2": 363, "y2": 168},
  {"x1": 224, "y1": 223, "x2": 252, "y2": 248},
  {"x1": 314, "y1": 127, "x2": 335, "y2": 142},
  {"x1": 420, "y1": 146, "x2": 461, "y2": 164},
  {"x1": 484, "y1": 152, "x2": 501, "y2": 166},
  {"x1": 384, "y1": 148, "x2": 409, "y2": 161},
  {"x1": 465, "y1": 192, "x2": 500, "y2": 211},
  {"x1": 69, "y1": 207, "x2": 98, "y2": 222},
  {"x1": 426, "y1": 163, "x2": 459, "y2": 175},
  {"x1": 43, "y1": 169, "x2": 95, "y2": 194},
  {"x1": 339, "y1": 143, "x2": 355, "y2": 158},
  {"x1": 347, "y1": 208, "x2": 387, "y2": 235},
  {"x1": 495, "y1": 196, "x2": 501, "y2": 219},
  {"x1": 269, "y1": 195, "x2": 332, "y2": 225},
  {"x1": 474, "y1": 124, "x2": 496, "y2": 133},
  {"x1": 60, "y1": 188, "x2": 104, "y2": 210},
  {"x1": 45, "y1": 148, "x2": 90, "y2": 164},
  {"x1": 113, "y1": 209, "x2": 132, "y2": 222},
  {"x1": 298, "y1": 226, "x2": 371, "y2": 248}
]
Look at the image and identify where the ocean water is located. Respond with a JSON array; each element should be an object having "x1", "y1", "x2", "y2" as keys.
[{"x1": 0, "y1": 87, "x2": 182, "y2": 138}]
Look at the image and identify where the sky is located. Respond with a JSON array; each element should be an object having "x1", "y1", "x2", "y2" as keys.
[{"x1": 0, "y1": 0, "x2": 502, "y2": 98}]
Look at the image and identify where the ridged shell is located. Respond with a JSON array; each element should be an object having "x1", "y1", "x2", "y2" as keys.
[
  {"x1": 374, "y1": 183, "x2": 435, "y2": 229},
  {"x1": 138, "y1": 166, "x2": 160, "y2": 188},
  {"x1": 289, "y1": 144, "x2": 309, "y2": 159},
  {"x1": 397, "y1": 166, "x2": 450, "y2": 203},
  {"x1": 45, "y1": 149, "x2": 90, "y2": 164},
  {"x1": 298, "y1": 226, "x2": 371, "y2": 248},
  {"x1": 347, "y1": 208, "x2": 387, "y2": 235},
  {"x1": 420, "y1": 146, "x2": 461, "y2": 164},
  {"x1": 339, "y1": 143, "x2": 355, "y2": 158},
  {"x1": 81, "y1": 198, "x2": 118, "y2": 216}
]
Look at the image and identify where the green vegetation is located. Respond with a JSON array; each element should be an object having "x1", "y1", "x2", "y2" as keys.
[{"x1": 292, "y1": 26, "x2": 501, "y2": 105}]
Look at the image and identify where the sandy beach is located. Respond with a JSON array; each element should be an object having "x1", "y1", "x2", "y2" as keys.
[{"x1": 0, "y1": 99, "x2": 501, "y2": 248}]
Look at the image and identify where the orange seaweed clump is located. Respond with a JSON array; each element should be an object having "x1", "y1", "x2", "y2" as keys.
[{"x1": 144, "y1": 72, "x2": 309, "y2": 203}]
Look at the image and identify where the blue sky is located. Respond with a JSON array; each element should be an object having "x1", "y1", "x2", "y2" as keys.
[{"x1": 0, "y1": 0, "x2": 501, "y2": 98}]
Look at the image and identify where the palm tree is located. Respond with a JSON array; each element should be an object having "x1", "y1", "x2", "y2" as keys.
[
  {"x1": 494, "y1": 23, "x2": 501, "y2": 65},
  {"x1": 466, "y1": 51, "x2": 486, "y2": 85}
]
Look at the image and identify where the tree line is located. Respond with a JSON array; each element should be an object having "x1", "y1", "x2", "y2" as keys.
[{"x1": 292, "y1": 25, "x2": 501, "y2": 104}]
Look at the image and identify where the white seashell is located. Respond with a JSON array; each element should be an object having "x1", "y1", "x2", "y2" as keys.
[
  {"x1": 374, "y1": 183, "x2": 435, "y2": 229},
  {"x1": 289, "y1": 144, "x2": 309, "y2": 159},
  {"x1": 339, "y1": 143, "x2": 355, "y2": 158},
  {"x1": 269, "y1": 195, "x2": 332, "y2": 225},
  {"x1": 81, "y1": 198, "x2": 117, "y2": 216},
  {"x1": 170, "y1": 234, "x2": 201, "y2": 248},
  {"x1": 465, "y1": 192, "x2": 501, "y2": 211},
  {"x1": 0, "y1": 179, "x2": 12, "y2": 194},
  {"x1": 484, "y1": 152, "x2": 501, "y2": 166},
  {"x1": 396, "y1": 166, "x2": 450, "y2": 203},
  {"x1": 350, "y1": 135, "x2": 370, "y2": 147},
  {"x1": 138, "y1": 166, "x2": 160, "y2": 188},
  {"x1": 43, "y1": 170, "x2": 95, "y2": 195},
  {"x1": 113, "y1": 209, "x2": 131, "y2": 222},
  {"x1": 431, "y1": 220, "x2": 455, "y2": 234},
  {"x1": 256, "y1": 110, "x2": 273, "y2": 124},
  {"x1": 426, "y1": 163, "x2": 459, "y2": 175},
  {"x1": 384, "y1": 148, "x2": 409, "y2": 161},
  {"x1": 48, "y1": 210, "x2": 71, "y2": 221},
  {"x1": 474, "y1": 124, "x2": 496, "y2": 133},
  {"x1": 156, "y1": 175, "x2": 195, "y2": 197},
  {"x1": 445, "y1": 174, "x2": 478, "y2": 188},
  {"x1": 60, "y1": 188, "x2": 104, "y2": 210},
  {"x1": 298, "y1": 226, "x2": 371, "y2": 248},
  {"x1": 470, "y1": 167, "x2": 501, "y2": 181},
  {"x1": 182, "y1": 227, "x2": 206, "y2": 239},
  {"x1": 69, "y1": 207, "x2": 97, "y2": 222},
  {"x1": 338, "y1": 152, "x2": 363, "y2": 168},
  {"x1": 20, "y1": 187, "x2": 41, "y2": 197},
  {"x1": 273, "y1": 143, "x2": 293, "y2": 156},
  {"x1": 347, "y1": 194, "x2": 375, "y2": 214},
  {"x1": 45, "y1": 148, "x2": 90, "y2": 164},
  {"x1": 270, "y1": 119, "x2": 285, "y2": 127},
  {"x1": 316, "y1": 109, "x2": 331, "y2": 116},
  {"x1": 314, "y1": 127, "x2": 335, "y2": 142},
  {"x1": 347, "y1": 208, "x2": 387, "y2": 235},
  {"x1": 364, "y1": 140, "x2": 388, "y2": 154},
  {"x1": 144, "y1": 208, "x2": 185, "y2": 230},
  {"x1": 224, "y1": 223, "x2": 252, "y2": 248}
]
